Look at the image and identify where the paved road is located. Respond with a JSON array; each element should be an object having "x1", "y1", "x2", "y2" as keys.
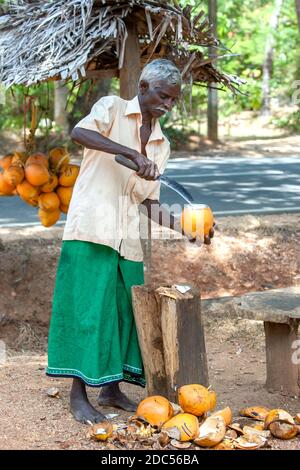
[{"x1": 0, "y1": 155, "x2": 299, "y2": 227}]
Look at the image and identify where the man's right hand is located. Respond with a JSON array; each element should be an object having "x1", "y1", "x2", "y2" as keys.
[{"x1": 130, "y1": 151, "x2": 160, "y2": 181}]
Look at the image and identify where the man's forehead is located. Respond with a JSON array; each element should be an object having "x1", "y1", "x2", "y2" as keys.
[{"x1": 153, "y1": 81, "x2": 181, "y2": 96}]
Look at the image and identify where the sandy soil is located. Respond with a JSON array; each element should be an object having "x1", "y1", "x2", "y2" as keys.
[{"x1": 0, "y1": 213, "x2": 299, "y2": 450}]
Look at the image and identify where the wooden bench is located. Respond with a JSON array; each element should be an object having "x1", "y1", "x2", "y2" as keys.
[{"x1": 202, "y1": 287, "x2": 300, "y2": 397}]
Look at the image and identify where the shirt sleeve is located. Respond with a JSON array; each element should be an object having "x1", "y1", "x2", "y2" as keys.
[{"x1": 74, "y1": 95, "x2": 117, "y2": 136}]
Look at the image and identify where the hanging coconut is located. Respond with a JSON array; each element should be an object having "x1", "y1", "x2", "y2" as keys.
[
  {"x1": 0, "y1": 153, "x2": 13, "y2": 170},
  {"x1": 3, "y1": 165, "x2": 24, "y2": 187},
  {"x1": 136, "y1": 396, "x2": 173, "y2": 428},
  {"x1": 38, "y1": 192, "x2": 60, "y2": 212},
  {"x1": 58, "y1": 164, "x2": 80, "y2": 187},
  {"x1": 59, "y1": 203, "x2": 69, "y2": 214},
  {"x1": 56, "y1": 186, "x2": 73, "y2": 206},
  {"x1": 16, "y1": 180, "x2": 40, "y2": 206},
  {"x1": 38, "y1": 208, "x2": 61, "y2": 227},
  {"x1": 25, "y1": 163, "x2": 50, "y2": 186},
  {"x1": 41, "y1": 173, "x2": 58, "y2": 193},
  {"x1": 0, "y1": 173, "x2": 15, "y2": 195},
  {"x1": 49, "y1": 147, "x2": 70, "y2": 172},
  {"x1": 26, "y1": 152, "x2": 49, "y2": 168}
]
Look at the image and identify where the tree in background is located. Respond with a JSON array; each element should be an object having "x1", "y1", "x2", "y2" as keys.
[
  {"x1": 261, "y1": 0, "x2": 283, "y2": 115},
  {"x1": 295, "y1": 0, "x2": 300, "y2": 30},
  {"x1": 207, "y1": 0, "x2": 219, "y2": 142}
]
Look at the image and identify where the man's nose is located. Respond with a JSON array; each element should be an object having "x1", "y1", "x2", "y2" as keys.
[{"x1": 164, "y1": 98, "x2": 173, "y2": 110}]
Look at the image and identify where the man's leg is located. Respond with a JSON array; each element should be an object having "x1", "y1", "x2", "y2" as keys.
[
  {"x1": 98, "y1": 257, "x2": 145, "y2": 412},
  {"x1": 70, "y1": 378, "x2": 106, "y2": 424},
  {"x1": 98, "y1": 381, "x2": 137, "y2": 412}
]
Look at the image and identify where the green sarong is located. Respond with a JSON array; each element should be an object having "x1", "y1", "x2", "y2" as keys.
[{"x1": 46, "y1": 240, "x2": 145, "y2": 387}]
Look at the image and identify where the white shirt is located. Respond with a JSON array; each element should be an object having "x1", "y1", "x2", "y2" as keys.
[{"x1": 63, "y1": 94, "x2": 170, "y2": 261}]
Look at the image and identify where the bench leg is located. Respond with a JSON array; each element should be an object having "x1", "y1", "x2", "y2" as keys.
[{"x1": 264, "y1": 321, "x2": 300, "y2": 397}]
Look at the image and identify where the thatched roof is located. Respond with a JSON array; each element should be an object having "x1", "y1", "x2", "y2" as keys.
[{"x1": 0, "y1": 0, "x2": 242, "y2": 92}]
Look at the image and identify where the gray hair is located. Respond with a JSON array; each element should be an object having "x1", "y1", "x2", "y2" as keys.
[{"x1": 139, "y1": 59, "x2": 182, "y2": 88}]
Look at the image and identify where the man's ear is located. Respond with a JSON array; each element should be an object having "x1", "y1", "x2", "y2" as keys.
[{"x1": 139, "y1": 80, "x2": 149, "y2": 95}]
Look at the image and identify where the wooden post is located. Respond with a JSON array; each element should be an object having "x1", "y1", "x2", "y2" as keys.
[
  {"x1": 119, "y1": 21, "x2": 141, "y2": 100},
  {"x1": 132, "y1": 285, "x2": 209, "y2": 400},
  {"x1": 264, "y1": 321, "x2": 300, "y2": 397}
]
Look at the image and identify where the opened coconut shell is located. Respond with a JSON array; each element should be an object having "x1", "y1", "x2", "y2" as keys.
[
  {"x1": 212, "y1": 438, "x2": 235, "y2": 450},
  {"x1": 194, "y1": 415, "x2": 226, "y2": 448},
  {"x1": 89, "y1": 421, "x2": 113, "y2": 441},
  {"x1": 264, "y1": 409, "x2": 294, "y2": 429},
  {"x1": 136, "y1": 396, "x2": 173, "y2": 428},
  {"x1": 269, "y1": 421, "x2": 298, "y2": 440},
  {"x1": 212, "y1": 407, "x2": 232, "y2": 426},
  {"x1": 240, "y1": 406, "x2": 270, "y2": 421},
  {"x1": 234, "y1": 434, "x2": 267, "y2": 450},
  {"x1": 162, "y1": 413, "x2": 199, "y2": 442}
]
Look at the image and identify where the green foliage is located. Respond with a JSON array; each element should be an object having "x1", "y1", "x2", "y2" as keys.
[
  {"x1": 0, "y1": 82, "x2": 54, "y2": 131},
  {"x1": 0, "y1": 0, "x2": 299, "y2": 138},
  {"x1": 272, "y1": 109, "x2": 300, "y2": 132}
]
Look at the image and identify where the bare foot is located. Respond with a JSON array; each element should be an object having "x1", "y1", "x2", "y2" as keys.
[
  {"x1": 70, "y1": 378, "x2": 106, "y2": 424},
  {"x1": 98, "y1": 382, "x2": 137, "y2": 412}
]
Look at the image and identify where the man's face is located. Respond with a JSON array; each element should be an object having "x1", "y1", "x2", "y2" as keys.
[{"x1": 139, "y1": 80, "x2": 181, "y2": 118}]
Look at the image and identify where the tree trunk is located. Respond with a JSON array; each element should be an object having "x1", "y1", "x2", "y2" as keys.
[
  {"x1": 295, "y1": 0, "x2": 300, "y2": 32},
  {"x1": 54, "y1": 81, "x2": 69, "y2": 138},
  {"x1": 261, "y1": 0, "x2": 283, "y2": 115},
  {"x1": 119, "y1": 21, "x2": 141, "y2": 100},
  {"x1": 207, "y1": 0, "x2": 218, "y2": 142}
]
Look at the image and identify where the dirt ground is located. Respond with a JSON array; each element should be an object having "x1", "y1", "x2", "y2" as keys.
[{"x1": 0, "y1": 213, "x2": 299, "y2": 450}]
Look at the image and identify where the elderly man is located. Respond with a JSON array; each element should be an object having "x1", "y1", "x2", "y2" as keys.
[{"x1": 46, "y1": 59, "x2": 213, "y2": 424}]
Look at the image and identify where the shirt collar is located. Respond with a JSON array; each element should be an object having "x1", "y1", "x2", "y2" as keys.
[
  {"x1": 124, "y1": 95, "x2": 141, "y2": 116},
  {"x1": 125, "y1": 95, "x2": 165, "y2": 142}
]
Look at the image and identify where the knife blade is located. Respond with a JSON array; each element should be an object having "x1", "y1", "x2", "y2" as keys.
[{"x1": 115, "y1": 154, "x2": 194, "y2": 204}]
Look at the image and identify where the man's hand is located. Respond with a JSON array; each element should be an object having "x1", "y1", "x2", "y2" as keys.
[
  {"x1": 130, "y1": 151, "x2": 160, "y2": 181},
  {"x1": 186, "y1": 224, "x2": 215, "y2": 246}
]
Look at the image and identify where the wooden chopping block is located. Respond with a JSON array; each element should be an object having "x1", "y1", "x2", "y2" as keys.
[{"x1": 132, "y1": 217, "x2": 209, "y2": 401}]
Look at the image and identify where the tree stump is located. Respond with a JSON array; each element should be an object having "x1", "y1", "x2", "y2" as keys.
[{"x1": 131, "y1": 284, "x2": 209, "y2": 401}]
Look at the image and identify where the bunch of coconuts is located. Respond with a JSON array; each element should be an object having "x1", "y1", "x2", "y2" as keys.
[{"x1": 0, "y1": 147, "x2": 79, "y2": 227}]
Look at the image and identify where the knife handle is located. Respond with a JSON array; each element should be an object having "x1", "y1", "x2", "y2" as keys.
[{"x1": 115, "y1": 154, "x2": 139, "y2": 171}]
